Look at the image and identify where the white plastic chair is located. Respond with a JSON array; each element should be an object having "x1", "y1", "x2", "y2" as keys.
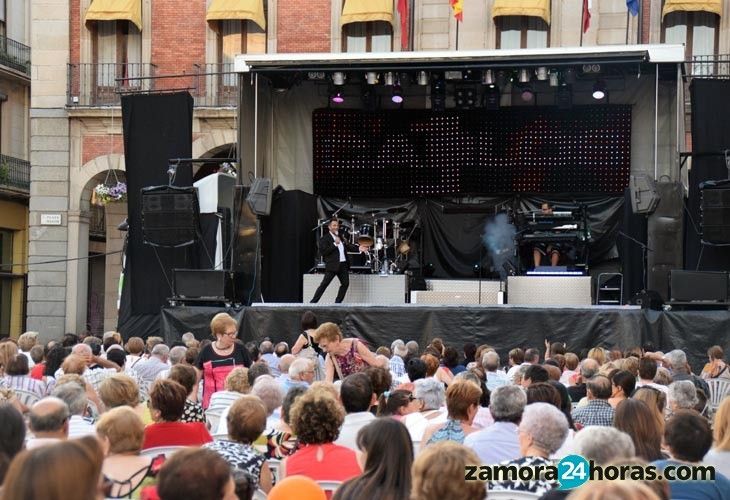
[
  {"x1": 316, "y1": 481, "x2": 343, "y2": 494},
  {"x1": 12, "y1": 388, "x2": 41, "y2": 407},
  {"x1": 252, "y1": 489, "x2": 267, "y2": 500},
  {"x1": 707, "y1": 378, "x2": 730, "y2": 413},
  {"x1": 212, "y1": 432, "x2": 230, "y2": 441},
  {"x1": 139, "y1": 446, "x2": 187, "y2": 458},
  {"x1": 268, "y1": 459, "x2": 282, "y2": 484},
  {"x1": 205, "y1": 409, "x2": 223, "y2": 431},
  {"x1": 487, "y1": 489, "x2": 542, "y2": 499}
]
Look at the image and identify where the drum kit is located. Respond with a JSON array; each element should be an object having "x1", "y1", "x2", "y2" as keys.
[{"x1": 317, "y1": 208, "x2": 417, "y2": 274}]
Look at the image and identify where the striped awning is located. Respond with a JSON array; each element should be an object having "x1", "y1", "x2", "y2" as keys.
[
  {"x1": 206, "y1": 0, "x2": 266, "y2": 30},
  {"x1": 84, "y1": 0, "x2": 142, "y2": 31},
  {"x1": 662, "y1": 0, "x2": 722, "y2": 18},
  {"x1": 492, "y1": 0, "x2": 551, "y2": 25},
  {"x1": 341, "y1": 0, "x2": 394, "y2": 26}
]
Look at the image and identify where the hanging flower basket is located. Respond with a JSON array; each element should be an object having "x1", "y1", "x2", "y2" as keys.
[{"x1": 92, "y1": 181, "x2": 127, "y2": 205}]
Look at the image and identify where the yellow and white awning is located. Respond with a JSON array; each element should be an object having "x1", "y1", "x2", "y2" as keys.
[
  {"x1": 492, "y1": 0, "x2": 551, "y2": 25},
  {"x1": 662, "y1": 0, "x2": 722, "y2": 19},
  {"x1": 206, "y1": 0, "x2": 267, "y2": 30},
  {"x1": 85, "y1": 0, "x2": 142, "y2": 31},
  {"x1": 341, "y1": 0, "x2": 394, "y2": 26}
]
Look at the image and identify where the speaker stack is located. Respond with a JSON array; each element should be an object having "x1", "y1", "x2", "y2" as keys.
[
  {"x1": 141, "y1": 186, "x2": 200, "y2": 247},
  {"x1": 701, "y1": 180, "x2": 730, "y2": 245}
]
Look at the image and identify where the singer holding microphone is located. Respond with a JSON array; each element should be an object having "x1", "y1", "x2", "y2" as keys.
[{"x1": 311, "y1": 218, "x2": 369, "y2": 303}]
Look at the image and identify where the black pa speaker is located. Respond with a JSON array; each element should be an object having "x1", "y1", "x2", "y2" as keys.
[
  {"x1": 700, "y1": 180, "x2": 730, "y2": 244},
  {"x1": 630, "y1": 290, "x2": 664, "y2": 310},
  {"x1": 246, "y1": 178, "x2": 272, "y2": 216},
  {"x1": 630, "y1": 174, "x2": 660, "y2": 214},
  {"x1": 669, "y1": 270, "x2": 728, "y2": 302},
  {"x1": 141, "y1": 186, "x2": 200, "y2": 247},
  {"x1": 173, "y1": 269, "x2": 235, "y2": 300}
]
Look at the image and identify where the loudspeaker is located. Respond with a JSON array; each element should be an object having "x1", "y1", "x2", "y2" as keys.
[
  {"x1": 173, "y1": 269, "x2": 235, "y2": 300},
  {"x1": 701, "y1": 180, "x2": 730, "y2": 244},
  {"x1": 647, "y1": 182, "x2": 683, "y2": 300},
  {"x1": 630, "y1": 290, "x2": 664, "y2": 310},
  {"x1": 141, "y1": 186, "x2": 200, "y2": 247},
  {"x1": 630, "y1": 174, "x2": 660, "y2": 214},
  {"x1": 670, "y1": 270, "x2": 728, "y2": 302},
  {"x1": 246, "y1": 178, "x2": 272, "y2": 216}
]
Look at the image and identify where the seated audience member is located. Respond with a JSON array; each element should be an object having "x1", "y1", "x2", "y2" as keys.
[
  {"x1": 263, "y1": 385, "x2": 306, "y2": 459},
  {"x1": 3, "y1": 353, "x2": 49, "y2": 402},
  {"x1": 636, "y1": 357, "x2": 669, "y2": 394},
  {"x1": 334, "y1": 418, "x2": 414, "y2": 500},
  {"x1": 663, "y1": 349, "x2": 710, "y2": 397},
  {"x1": 67, "y1": 343, "x2": 121, "y2": 391},
  {"x1": 142, "y1": 379, "x2": 212, "y2": 449},
  {"x1": 464, "y1": 384, "x2": 526, "y2": 465},
  {"x1": 51, "y1": 381, "x2": 95, "y2": 438},
  {"x1": 521, "y1": 364, "x2": 549, "y2": 387},
  {"x1": 567, "y1": 358, "x2": 599, "y2": 402},
  {"x1": 568, "y1": 481, "x2": 662, "y2": 500},
  {"x1": 571, "y1": 375, "x2": 614, "y2": 428},
  {"x1": 482, "y1": 351, "x2": 509, "y2": 391},
  {"x1": 421, "y1": 353, "x2": 452, "y2": 386},
  {"x1": 1, "y1": 436, "x2": 104, "y2": 500},
  {"x1": 96, "y1": 406, "x2": 161, "y2": 498},
  {"x1": 204, "y1": 395, "x2": 272, "y2": 492},
  {"x1": 17, "y1": 331, "x2": 39, "y2": 368},
  {"x1": 26, "y1": 397, "x2": 70, "y2": 449},
  {"x1": 259, "y1": 340, "x2": 281, "y2": 377},
  {"x1": 335, "y1": 373, "x2": 376, "y2": 451},
  {"x1": 133, "y1": 344, "x2": 171, "y2": 386},
  {"x1": 43, "y1": 344, "x2": 69, "y2": 381},
  {"x1": 364, "y1": 366, "x2": 392, "y2": 412},
  {"x1": 283, "y1": 386, "x2": 361, "y2": 483},
  {"x1": 403, "y1": 377, "x2": 446, "y2": 442},
  {"x1": 99, "y1": 373, "x2": 149, "y2": 423},
  {"x1": 124, "y1": 337, "x2": 146, "y2": 370},
  {"x1": 205, "y1": 367, "x2": 250, "y2": 428},
  {"x1": 653, "y1": 410, "x2": 730, "y2": 500},
  {"x1": 614, "y1": 399, "x2": 665, "y2": 462},
  {"x1": 388, "y1": 339, "x2": 408, "y2": 382},
  {"x1": 247, "y1": 361, "x2": 272, "y2": 386},
  {"x1": 155, "y1": 346, "x2": 188, "y2": 380},
  {"x1": 376, "y1": 389, "x2": 420, "y2": 419},
  {"x1": 489, "y1": 403, "x2": 568, "y2": 495},
  {"x1": 400, "y1": 357, "x2": 427, "y2": 386},
  {"x1": 633, "y1": 386, "x2": 667, "y2": 422},
  {"x1": 608, "y1": 370, "x2": 636, "y2": 409},
  {"x1": 705, "y1": 397, "x2": 730, "y2": 478},
  {"x1": 667, "y1": 380, "x2": 699, "y2": 415},
  {"x1": 453, "y1": 371, "x2": 492, "y2": 428},
  {"x1": 106, "y1": 348, "x2": 149, "y2": 403},
  {"x1": 422, "y1": 379, "x2": 481, "y2": 446},
  {"x1": 411, "y1": 441, "x2": 485, "y2": 500},
  {"x1": 274, "y1": 353, "x2": 295, "y2": 384},
  {"x1": 168, "y1": 364, "x2": 204, "y2": 424},
  {"x1": 572, "y1": 426, "x2": 636, "y2": 469},
  {"x1": 559, "y1": 352, "x2": 580, "y2": 387},
  {"x1": 268, "y1": 476, "x2": 326, "y2": 500},
  {"x1": 282, "y1": 358, "x2": 315, "y2": 393},
  {"x1": 29, "y1": 344, "x2": 46, "y2": 380},
  {"x1": 156, "y1": 448, "x2": 237, "y2": 500},
  {"x1": 442, "y1": 346, "x2": 465, "y2": 376},
  {"x1": 701, "y1": 345, "x2": 730, "y2": 380},
  {"x1": 0, "y1": 403, "x2": 25, "y2": 484}
]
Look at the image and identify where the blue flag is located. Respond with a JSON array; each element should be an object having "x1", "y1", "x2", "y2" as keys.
[{"x1": 627, "y1": 0, "x2": 640, "y2": 16}]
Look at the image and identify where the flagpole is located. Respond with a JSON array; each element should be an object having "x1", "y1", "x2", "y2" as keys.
[
  {"x1": 580, "y1": 3, "x2": 585, "y2": 47},
  {"x1": 625, "y1": 10, "x2": 630, "y2": 44},
  {"x1": 456, "y1": 18, "x2": 460, "y2": 50}
]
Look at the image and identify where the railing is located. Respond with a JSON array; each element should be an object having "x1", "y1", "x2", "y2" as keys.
[
  {"x1": 687, "y1": 54, "x2": 730, "y2": 79},
  {"x1": 89, "y1": 205, "x2": 106, "y2": 240},
  {"x1": 192, "y1": 63, "x2": 238, "y2": 107},
  {"x1": 0, "y1": 35, "x2": 30, "y2": 76},
  {"x1": 0, "y1": 154, "x2": 30, "y2": 192},
  {"x1": 67, "y1": 63, "x2": 157, "y2": 106}
]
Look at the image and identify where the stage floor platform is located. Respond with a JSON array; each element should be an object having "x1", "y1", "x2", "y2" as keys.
[{"x1": 160, "y1": 303, "x2": 730, "y2": 370}]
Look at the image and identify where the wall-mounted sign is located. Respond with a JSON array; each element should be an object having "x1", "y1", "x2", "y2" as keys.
[{"x1": 40, "y1": 213, "x2": 62, "y2": 226}]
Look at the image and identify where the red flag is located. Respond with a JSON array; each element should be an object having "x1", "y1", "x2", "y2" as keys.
[
  {"x1": 450, "y1": 0, "x2": 463, "y2": 22},
  {"x1": 398, "y1": 0, "x2": 409, "y2": 50},
  {"x1": 582, "y1": 0, "x2": 591, "y2": 33}
]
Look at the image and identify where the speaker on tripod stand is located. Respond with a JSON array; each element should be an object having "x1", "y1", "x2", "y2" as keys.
[{"x1": 141, "y1": 186, "x2": 201, "y2": 248}]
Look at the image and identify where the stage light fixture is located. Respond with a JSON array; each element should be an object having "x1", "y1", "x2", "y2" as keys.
[
  {"x1": 592, "y1": 80, "x2": 607, "y2": 100},
  {"x1": 484, "y1": 85, "x2": 500, "y2": 110},
  {"x1": 417, "y1": 71, "x2": 429, "y2": 86},
  {"x1": 556, "y1": 84, "x2": 572, "y2": 109},
  {"x1": 384, "y1": 72, "x2": 394, "y2": 86},
  {"x1": 430, "y1": 74, "x2": 446, "y2": 111},
  {"x1": 365, "y1": 72, "x2": 378, "y2": 85},
  {"x1": 392, "y1": 82, "x2": 404, "y2": 104},
  {"x1": 482, "y1": 69, "x2": 495, "y2": 85},
  {"x1": 521, "y1": 86, "x2": 534, "y2": 102},
  {"x1": 536, "y1": 66, "x2": 548, "y2": 81},
  {"x1": 519, "y1": 68, "x2": 530, "y2": 83},
  {"x1": 445, "y1": 70, "x2": 463, "y2": 80},
  {"x1": 331, "y1": 90, "x2": 344, "y2": 104},
  {"x1": 549, "y1": 70, "x2": 559, "y2": 87},
  {"x1": 332, "y1": 72, "x2": 345, "y2": 85},
  {"x1": 455, "y1": 86, "x2": 476, "y2": 109},
  {"x1": 496, "y1": 70, "x2": 508, "y2": 88},
  {"x1": 563, "y1": 67, "x2": 576, "y2": 84}
]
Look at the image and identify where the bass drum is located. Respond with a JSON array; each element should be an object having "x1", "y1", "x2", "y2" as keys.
[{"x1": 358, "y1": 224, "x2": 375, "y2": 246}]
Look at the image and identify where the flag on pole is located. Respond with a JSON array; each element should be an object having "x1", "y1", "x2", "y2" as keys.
[
  {"x1": 583, "y1": 0, "x2": 591, "y2": 33},
  {"x1": 450, "y1": 0, "x2": 463, "y2": 21},
  {"x1": 627, "y1": 0, "x2": 640, "y2": 16},
  {"x1": 398, "y1": 0, "x2": 409, "y2": 49}
]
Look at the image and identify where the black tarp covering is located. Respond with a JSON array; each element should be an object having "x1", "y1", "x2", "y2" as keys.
[{"x1": 159, "y1": 304, "x2": 730, "y2": 372}]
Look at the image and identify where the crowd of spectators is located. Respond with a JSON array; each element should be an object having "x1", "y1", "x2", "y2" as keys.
[{"x1": 0, "y1": 312, "x2": 729, "y2": 500}]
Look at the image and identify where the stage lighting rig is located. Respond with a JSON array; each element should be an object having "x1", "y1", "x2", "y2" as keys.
[{"x1": 592, "y1": 80, "x2": 607, "y2": 100}]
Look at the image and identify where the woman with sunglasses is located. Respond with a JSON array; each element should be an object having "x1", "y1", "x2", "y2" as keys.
[{"x1": 375, "y1": 389, "x2": 420, "y2": 419}]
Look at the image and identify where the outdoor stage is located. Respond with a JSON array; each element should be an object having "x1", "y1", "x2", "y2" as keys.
[{"x1": 159, "y1": 303, "x2": 730, "y2": 370}]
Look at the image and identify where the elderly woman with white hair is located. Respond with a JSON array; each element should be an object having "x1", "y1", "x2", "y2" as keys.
[
  {"x1": 667, "y1": 380, "x2": 699, "y2": 416},
  {"x1": 489, "y1": 402, "x2": 569, "y2": 495},
  {"x1": 403, "y1": 377, "x2": 447, "y2": 442}
]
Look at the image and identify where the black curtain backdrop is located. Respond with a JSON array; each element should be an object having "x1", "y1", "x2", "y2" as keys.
[
  {"x1": 686, "y1": 79, "x2": 730, "y2": 271},
  {"x1": 261, "y1": 189, "x2": 318, "y2": 302},
  {"x1": 118, "y1": 93, "x2": 193, "y2": 338}
]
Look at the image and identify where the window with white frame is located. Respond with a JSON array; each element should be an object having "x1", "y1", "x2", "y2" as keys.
[
  {"x1": 662, "y1": 10, "x2": 718, "y2": 76},
  {"x1": 343, "y1": 21, "x2": 392, "y2": 52},
  {"x1": 496, "y1": 16, "x2": 549, "y2": 49}
]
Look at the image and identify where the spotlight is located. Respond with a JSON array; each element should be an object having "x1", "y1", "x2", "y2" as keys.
[
  {"x1": 520, "y1": 86, "x2": 534, "y2": 102},
  {"x1": 331, "y1": 90, "x2": 344, "y2": 104},
  {"x1": 556, "y1": 84, "x2": 572, "y2": 109},
  {"x1": 482, "y1": 69, "x2": 495, "y2": 85},
  {"x1": 365, "y1": 72, "x2": 378, "y2": 85},
  {"x1": 392, "y1": 83, "x2": 403, "y2": 104},
  {"x1": 430, "y1": 74, "x2": 445, "y2": 111},
  {"x1": 549, "y1": 71, "x2": 559, "y2": 87},
  {"x1": 519, "y1": 68, "x2": 530, "y2": 83},
  {"x1": 332, "y1": 72, "x2": 345, "y2": 85},
  {"x1": 592, "y1": 80, "x2": 607, "y2": 100},
  {"x1": 417, "y1": 71, "x2": 429, "y2": 86},
  {"x1": 384, "y1": 72, "x2": 394, "y2": 86},
  {"x1": 484, "y1": 85, "x2": 500, "y2": 110},
  {"x1": 455, "y1": 86, "x2": 477, "y2": 109},
  {"x1": 536, "y1": 67, "x2": 548, "y2": 81}
]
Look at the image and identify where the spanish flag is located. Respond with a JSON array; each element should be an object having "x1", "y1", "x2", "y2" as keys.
[{"x1": 450, "y1": 0, "x2": 463, "y2": 21}]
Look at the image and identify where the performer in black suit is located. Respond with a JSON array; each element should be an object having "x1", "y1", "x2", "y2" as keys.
[{"x1": 311, "y1": 218, "x2": 368, "y2": 303}]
